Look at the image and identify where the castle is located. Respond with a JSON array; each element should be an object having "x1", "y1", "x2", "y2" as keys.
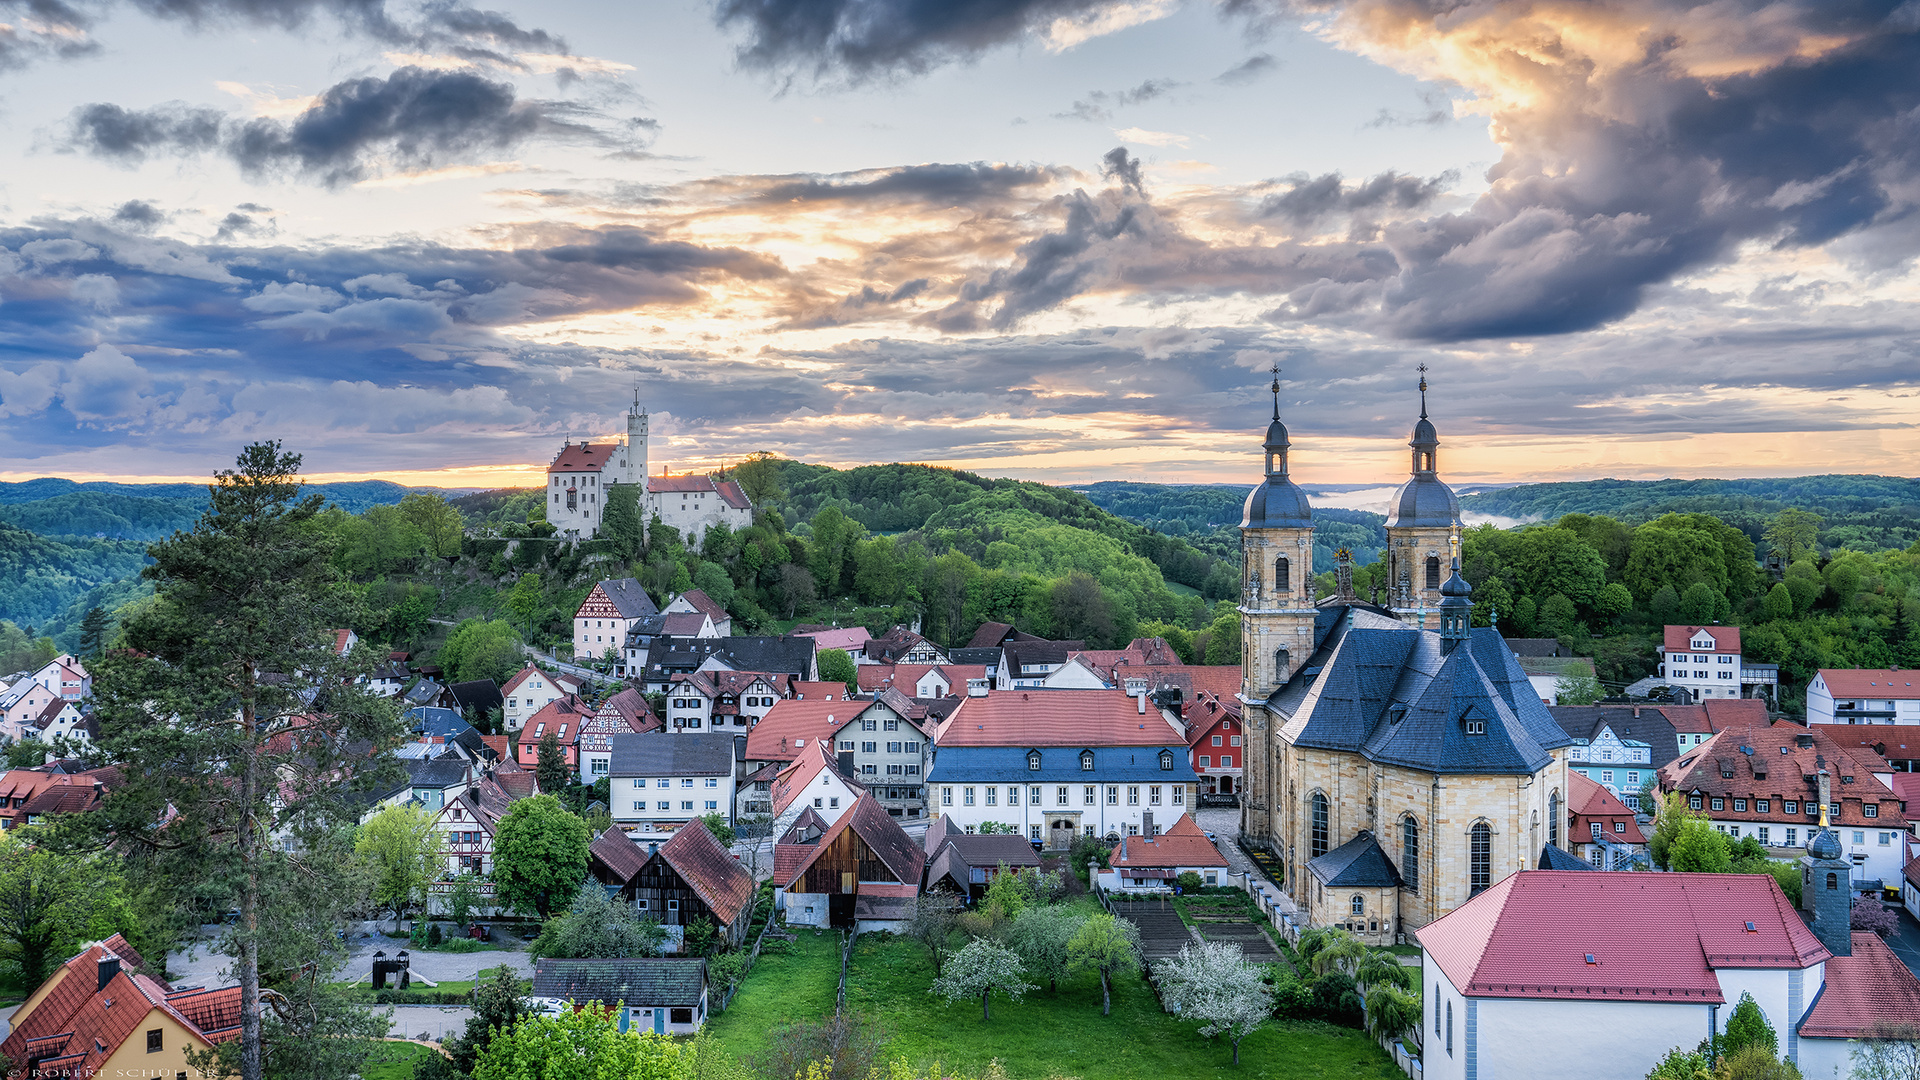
[
  {"x1": 545, "y1": 393, "x2": 753, "y2": 545},
  {"x1": 1238, "y1": 371, "x2": 1575, "y2": 942}
]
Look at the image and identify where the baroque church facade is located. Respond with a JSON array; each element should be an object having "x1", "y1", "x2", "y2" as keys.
[{"x1": 1238, "y1": 374, "x2": 1576, "y2": 943}]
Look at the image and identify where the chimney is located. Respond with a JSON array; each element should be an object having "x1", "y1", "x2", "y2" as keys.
[
  {"x1": 1142, "y1": 811, "x2": 1156, "y2": 837},
  {"x1": 97, "y1": 952, "x2": 120, "y2": 991},
  {"x1": 1137, "y1": 693, "x2": 1147, "y2": 715}
]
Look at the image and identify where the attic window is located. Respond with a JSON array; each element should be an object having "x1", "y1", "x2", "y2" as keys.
[
  {"x1": 1081, "y1": 751, "x2": 1095, "y2": 771},
  {"x1": 1028, "y1": 752, "x2": 1041, "y2": 771},
  {"x1": 1159, "y1": 751, "x2": 1174, "y2": 771},
  {"x1": 1744, "y1": 921, "x2": 1757, "y2": 933},
  {"x1": 1465, "y1": 720, "x2": 1486, "y2": 736},
  {"x1": 1583, "y1": 954, "x2": 1596, "y2": 965}
]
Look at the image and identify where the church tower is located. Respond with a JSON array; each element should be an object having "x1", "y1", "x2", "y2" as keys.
[
  {"x1": 1239, "y1": 368, "x2": 1317, "y2": 700},
  {"x1": 1384, "y1": 368, "x2": 1461, "y2": 622}
]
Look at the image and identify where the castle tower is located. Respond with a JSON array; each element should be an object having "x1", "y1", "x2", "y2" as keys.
[
  {"x1": 1384, "y1": 367, "x2": 1461, "y2": 620},
  {"x1": 1239, "y1": 368, "x2": 1317, "y2": 698},
  {"x1": 625, "y1": 389, "x2": 649, "y2": 488},
  {"x1": 1800, "y1": 770, "x2": 1853, "y2": 957}
]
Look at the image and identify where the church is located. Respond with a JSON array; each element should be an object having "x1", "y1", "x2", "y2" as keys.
[
  {"x1": 1237, "y1": 372, "x2": 1575, "y2": 944},
  {"x1": 545, "y1": 393, "x2": 753, "y2": 545}
]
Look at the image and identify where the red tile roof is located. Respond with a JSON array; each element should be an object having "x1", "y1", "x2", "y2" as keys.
[
  {"x1": 936, "y1": 689, "x2": 1184, "y2": 747},
  {"x1": 1567, "y1": 772, "x2": 1647, "y2": 843},
  {"x1": 1818, "y1": 669, "x2": 1920, "y2": 700},
  {"x1": 658, "y1": 818, "x2": 755, "y2": 925},
  {"x1": 1417, "y1": 871, "x2": 1828, "y2": 1002},
  {"x1": 674, "y1": 588, "x2": 730, "y2": 623},
  {"x1": 1660, "y1": 717, "x2": 1902, "y2": 826},
  {"x1": 549, "y1": 441, "x2": 617, "y2": 473},
  {"x1": 745, "y1": 700, "x2": 864, "y2": 762},
  {"x1": 526, "y1": 694, "x2": 591, "y2": 743},
  {"x1": 500, "y1": 664, "x2": 554, "y2": 697},
  {"x1": 1799, "y1": 933, "x2": 1920, "y2": 1038},
  {"x1": 649, "y1": 477, "x2": 750, "y2": 508},
  {"x1": 1663, "y1": 625, "x2": 1743, "y2": 653},
  {"x1": 856, "y1": 664, "x2": 985, "y2": 695},
  {"x1": 790, "y1": 680, "x2": 847, "y2": 701},
  {"x1": 774, "y1": 794, "x2": 923, "y2": 890},
  {"x1": 2, "y1": 938, "x2": 232, "y2": 1078},
  {"x1": 1109, "y1": 815, "x2": 1227, "y2": 869},
  {"x1": 589, "y1": 826, "x2": 651, "y2": 885},
  {"x1": 794, "y1": 627, "x2": 871, "y2": 651},
  {"x1": 771, "y1": 741, "x2": 840, "y2": 817}
]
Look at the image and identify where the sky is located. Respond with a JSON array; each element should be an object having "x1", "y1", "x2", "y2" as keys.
[{"x1": 0, "y1": 0, "x2": 1917, "y2": 490}]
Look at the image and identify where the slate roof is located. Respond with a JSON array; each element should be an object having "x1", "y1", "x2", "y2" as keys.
[
  {"x1": 609, "y1": 732, "x2": 735, "y2": 778},
  {"x1": 1799, "y1": 933, "x2": 1920, "y2": 1038},
  {"x1": 1110, "y1": 815, "x2": 1227, "y2": 870},
  {"x1": 1271, "y1": 615, "x2": 1570, "y2": 777},
  {"x1": 949, "y1": 647, "x2": 1003, "y2": 669},
  {"x1": 594, "y1": 578, "x2": 659, "y2": 620},
  {"x1": 968, "y1": 622, "x2": 1015, "y2": 648},
  {"x1": 937, "y1": 689, "x2": 1185, "y2": 747},
  {"x1": 925, "y1": 744, "x2": 1198, "y2": 784},
  {"x1": 1537, "y1": 844, "x2": 1595, "y2": 871},
  {"x1": 1305, "y1": 830, "x2": 1401, "y2": 887},
  {"x1": 657, "y1": 819, "x2": 755, "y2": 924},
  {"x1": 532, "y1": 958, "x2": 706, "y2": 1008},
  {"x1": 1550, "y1": 705, "x2": 1686, "y2": 773},
  {"x1": 405, "y1": 756, "x2": 471, "y2": 790},
  {"x1": 640, "y1": 636, "x2": 815, "y2": 679},
  {"x1": 448, "y1": 680, "x2": 504, "y2": 716},
  {"x1": 1418, "y1": 871, "x2": 1827, "y2": 1002},
  {"x1": 1506, "y1": 638, "x2": 1567, "y2": 658},
  {"x1": 589, "y1": 826, "x2": 650, "y2": 886}
]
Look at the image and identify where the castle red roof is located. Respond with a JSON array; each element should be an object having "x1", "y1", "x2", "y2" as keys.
[
  {"x1": 548, "y1": 442, "x2": 616, "y2": 473},
  {"x1": 1418, "y1": 871, "x2": 1827, "y2": 1003}
]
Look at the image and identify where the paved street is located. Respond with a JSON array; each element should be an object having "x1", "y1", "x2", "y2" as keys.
[
  {"x1": 1887, "y1": 907, "x2": 1920, "y2": 978},
  {"x1": 166, "y1": 921, "x2": 535, "y2": 989}
]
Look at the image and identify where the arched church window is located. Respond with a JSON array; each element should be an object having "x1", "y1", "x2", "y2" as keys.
[
  {"x1": 1426, "y1": 556, "x2": 1441, "y2": 590},
  {"x1": 1548, "y1": 791, "x2": 1560, "y2": 847},
  {"x1": 1275, "y1": 647, "x2": 1290, "y2": 683},
  {"x1": 1275, "y1": 556, "x2": 1290, "y2": 593},
  {"x1": 1350, "y1": 895, "x2": 1365, "y2": 916},
  {"x1": 1402, "y1": 816, "x2": 1419, "y2": 893},
  {"x1": 1469, "y1": 823, "x2": 1491, "y2": 896},
  {"x1": 1310, "y1": 792, "x2": 1329, "y2": 860}
]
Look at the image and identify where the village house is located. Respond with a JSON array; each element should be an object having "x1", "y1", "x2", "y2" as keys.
[
  {"x1": 514, "y1": 694, "x2": 589, "y2": 775},
  {"x1": 855, "y1": 663, "x2": 985, "y2": 699},
  {"x1": 608, "y1": 731, "x2": 736, "y2": 834},
  {"x1": 860, "y1": 626, "x2": 949, "y2": 667},
  {"x1": 1659, "y1": 715, "x2": 1907, "y2": 887},
  {"x1": 823, "y1": 691, "x2": 932, "y2": 819},
  {"x1": 0, "y1": 766, "x2": 118, "y2": 829},
  {"x1": 1566, "y1": 771, "x2": 1647, "y2": 869},
  {"x1": 532, "y1": 958, "x2": 712, "y2": 1036},
  {"x1": 1106, "y1": 814, "x2": 1229, "y2": 891},
  {"x1": 769, "y1": 740, "x2": 865, "y2": 830},
  {"x1": 665, "y1": 670, "x2": 792, "y2": 732},
  {"x1": 588, "y1": 820, "x2": 755, "y2": 948},
  {"x1": 433, "y1": 775, "x2": 522, "y2": 878},
  {"x1": 0, "y1": 936, "x2": 240, "y2": 1080},
  {"x1": 927, "y1": 688, "x2": 1199, "y2": 849},
  {"x1": 1186, "y1": 691, "x2": 1244, "y2": 796},
  {"x1": 632, "y1": 635, "x2": 817, "y2": 694},
  {"x1": 1807, "y1": 667, "x2": 1920, "y2": 726},
  {"x1": 498, "y1": 664, "x2": 584, "y2": 732},
  {"x1": 572, "y1": 577, "x2": 660, "y2": 664},
  {"x1": 1550, "y1": 703, "x2": 1691, "y2": 810},
  {"x1": 26, "y1": 654, "x2": 90, "y2": 702},
  {"x1": 921, "y1": 814, "x2": 1041, "y2": 897},
  {"x1": 663, "y1": 588, "x2": 733, "y2": 636},
  {"x1": 1655, "y1": 625, "x2": 1779, "y2": 702},
  {"x1": 0, "y1": 677, "x2": 58, "y2": 743},
  {"x1": 1417, "y1": 866, "x2": 1920, "y2": 1080},
  {"x1": 742, "y1": 700, "x2": 850, "y2": 771},
  {"x1": 578, "y1": 688, "x2": 659, "y2": 783},
  {"x1": 774, "y1": 793, "x2": 924, "y2": 932}
]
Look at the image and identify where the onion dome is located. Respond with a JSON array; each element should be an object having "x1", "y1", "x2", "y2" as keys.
[
  {"x1": 1243, "y1": 369, "x2": 1313, "y2": 528},
  {"x1": 1386, "y1": 369, "x2": 1460, "y2": 528},
  {"x1": 1807, "y1": 825, "x2": 1843, "y2": 861}
]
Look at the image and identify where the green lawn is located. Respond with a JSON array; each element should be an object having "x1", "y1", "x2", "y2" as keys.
[
  {"x1": 826, "y1": 934, "x2": 1399, "y2": 1080},
  {"x1": 704, "y1": 930, "x2": 844, "y2": 1063},
  {"x1": 362, "y1": 1041, "x2": 438, "y2": 1080}
]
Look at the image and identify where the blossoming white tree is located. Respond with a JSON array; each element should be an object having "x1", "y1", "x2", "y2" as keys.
[{"x1": 1155, "y1": 941, "x2": 1273, "y2": 1065}]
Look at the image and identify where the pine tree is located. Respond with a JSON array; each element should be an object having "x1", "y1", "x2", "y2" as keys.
[
  {"x1": 84, "y1": 443, "x2": 408, "y2": 1080},
  {"x1": 76, "y1": 605, "x2": 111, "y2": 658},
  {"x1": 536, "y1": 727, "x2": 570, "y2": 794}
]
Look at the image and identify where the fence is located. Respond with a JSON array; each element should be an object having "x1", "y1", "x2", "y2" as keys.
[
  {"x1": 714, "y1": 889, "x2": 780, "y2": 1012},
  {"x1": 835, "y1": 928, "x2": 855, "y2": 1015}
]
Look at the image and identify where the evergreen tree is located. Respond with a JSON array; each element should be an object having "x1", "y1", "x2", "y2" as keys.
[
  {"x1": 535, "y1": 728, "x2": 570, "y2": 794},
  {"x1": 1723, "y1": 991, "x2": 1778, "y2": 1057},
  {"x1": 76, "y1": 605, "x2": 111, "y2": 657},
  {"x1": 85, "y1": 443, "x2": 406, "y2": 1080}
]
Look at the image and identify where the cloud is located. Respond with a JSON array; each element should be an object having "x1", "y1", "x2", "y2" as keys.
[
  {"x1": 67, "y1": 67, "x2": 636, "y2": 186},
  {"x1": 1112, "y1": 126, "x2": 1185, "y2": 147},
  {"x1": 1055, "y1": 77, "x2": 1182, "y2": 122},
  {"x1": 110, "y1": 200, "x2": 165, "y2": 229},
  {"x1": 1215, "y1": 53, "x2": 1277, "y2": 86},
  {"x1": 1258, "y1": 169, "x2": 1453, "y2": 226},
  {"x1": 712, "y1": 0, "x2": 1140, "y2": 79},
  {"x1": 0, "y1": 0, "x2": 98, "y2": 71}
]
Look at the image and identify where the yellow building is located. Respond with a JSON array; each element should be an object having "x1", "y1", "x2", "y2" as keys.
[
  {"x1": 1, "y1": 935, "x2": 239, "y2": 1078},
  {"x1": 1239, "y1": 374, "x2": 1576, "y2": 944}
]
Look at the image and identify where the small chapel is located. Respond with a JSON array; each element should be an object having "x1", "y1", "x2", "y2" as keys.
[{"x1": 1238, "y1": 371, "x2": 1577, "y2": 943}]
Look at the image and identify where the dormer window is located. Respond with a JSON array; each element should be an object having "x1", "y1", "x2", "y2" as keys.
[
  {"x1": 1465, "y1": 720, "x2": 1487, "y2": 736},
  {"x1": 1159, "y1": 751, "x2": 1174, "y2": 771},
  {"x1": 1081, "y1": 750, "x2": 1095, "y2": 771},
  {"x1": 1028, "y1": 751, "x2": 1042, "y2": 771}
]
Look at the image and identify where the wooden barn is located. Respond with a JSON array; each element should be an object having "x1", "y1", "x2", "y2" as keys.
[
  {"x1": 589, "y1": 820, "x2": 756, "y2": 949},
  {"x1": 773, "y1": 795, "x2": 924, "y2": 931}
]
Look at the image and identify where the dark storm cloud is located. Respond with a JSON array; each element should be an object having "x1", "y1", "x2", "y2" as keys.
[
  {"x1": 712, "y1": 0, "x2": 1125, "y2": 78},
  {"x1": 1258, "y1": 170, "x2": 1451, "y2": 226},
  {"x1": 1055, "y1": 78, "x2": 1183, "y2": 122},
  {"x1": 67, "y1": 67, "x2": 635, "y2": 186},
  {"x1": 1214, "y1": 53, "x2": 1277, "y2": 86}
]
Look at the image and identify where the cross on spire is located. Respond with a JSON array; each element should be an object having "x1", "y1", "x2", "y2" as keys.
[
  {"x1": 1269, "y1": 364, "x2": 1281, "y2": 421},
  {"x1": 1417, "y1": 363, "x2": 1429, "y2": 419}
]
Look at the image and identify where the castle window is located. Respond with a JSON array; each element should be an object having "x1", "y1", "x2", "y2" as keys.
[
  {"x1": 1469, "y1": 822, "x2": 1491, "y2": 896},
  {"x1": 1310, "y1": 792, "x2": 1329, "y2": 860},
  {"x1": 1402, "y1": 816, "x2": 1419, "y2": 893},
  {"x1": 1275, "y1": 556, "x2": 1290, "y2": 593},
  {"x1": 1426, "y1": 556, "x2": 1441, "y2": 590}
]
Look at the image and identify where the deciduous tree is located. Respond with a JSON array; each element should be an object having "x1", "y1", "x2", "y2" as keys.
[
  {"x1": 0, "y1": 834, "x2": 130, "y2": 988},
  {"x1": 356, "y1": 803, "x2": 441, "y2": 929},
  {"x1": 1155, "y1": 940, "x2": 1273, "y2": 1065},
  {"x1": 491, "y1": 794, "x2": 590, "y2": 918},
  {"x1": 817, "y1": 648, "x2": 857, "y2": 690},
  {"x1": 1764, "y1": 509, "x2": 1822, "y2": 566},
  {"x1": 474, "y1": 1001, "x2": 683, "y2": 1080},
  {"x1": 532, "y1": 880, "x2": 668, "y2": 959},
  {"x1": 1065, "y1": 911, "x2": 1141, "y2": 1016},
  {"x1": 930, "y1": 938, "x2": 1033, "y2": 1021},
  {"x1": 1006, "y1": 906, "x2": 1084, "y2": 993}
]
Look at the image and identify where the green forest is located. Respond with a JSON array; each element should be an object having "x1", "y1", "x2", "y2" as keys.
[{"x1": 3, "y1": 462, "x2": 1917, "y2": 718}]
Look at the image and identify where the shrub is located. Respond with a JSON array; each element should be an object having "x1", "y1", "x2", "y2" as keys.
[
  {"x1": 1176, "y1": 871, "x2": 1205, "y2": 892},
  {"x1": 426, "y1": 922, "x2": 444, "y2": 946}
]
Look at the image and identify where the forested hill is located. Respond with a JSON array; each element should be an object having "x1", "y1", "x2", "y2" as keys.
[
  {"x1": 0, "y1": 479, "x2": 452, "y2": 541},
  {"x1": 1072, "y1": 480, "x2": 1388, "y2": 573},
  {"x1": 1461, "y1": 475, "x2": 1920, "y2": 552}
]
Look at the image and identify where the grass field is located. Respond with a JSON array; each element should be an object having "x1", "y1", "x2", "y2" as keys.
[
  {"x1": 710, "y1": 927, "x2": 1401, "y2": 1080},
  {"x1": 362, "y1": 1040, "x2": 438, "y2": 1080}
]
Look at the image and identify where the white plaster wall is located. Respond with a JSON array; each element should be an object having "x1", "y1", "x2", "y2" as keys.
[
  {"x1": 780, "y1": 891, "x2": 829, "y2": 927},
  {"x1": 930, "y1": 779, "x2": 1192, "y2": 842},
  {"x1": 1796, "y1": 1037, "x2": 1857, "y2": 1080},
  {"x1": 1713, "y1": 968, "x2": 1796, "y2": 1058},
  {"x1": 1476, "y1": 997, "x2": 1715, "y2": 1080}
]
